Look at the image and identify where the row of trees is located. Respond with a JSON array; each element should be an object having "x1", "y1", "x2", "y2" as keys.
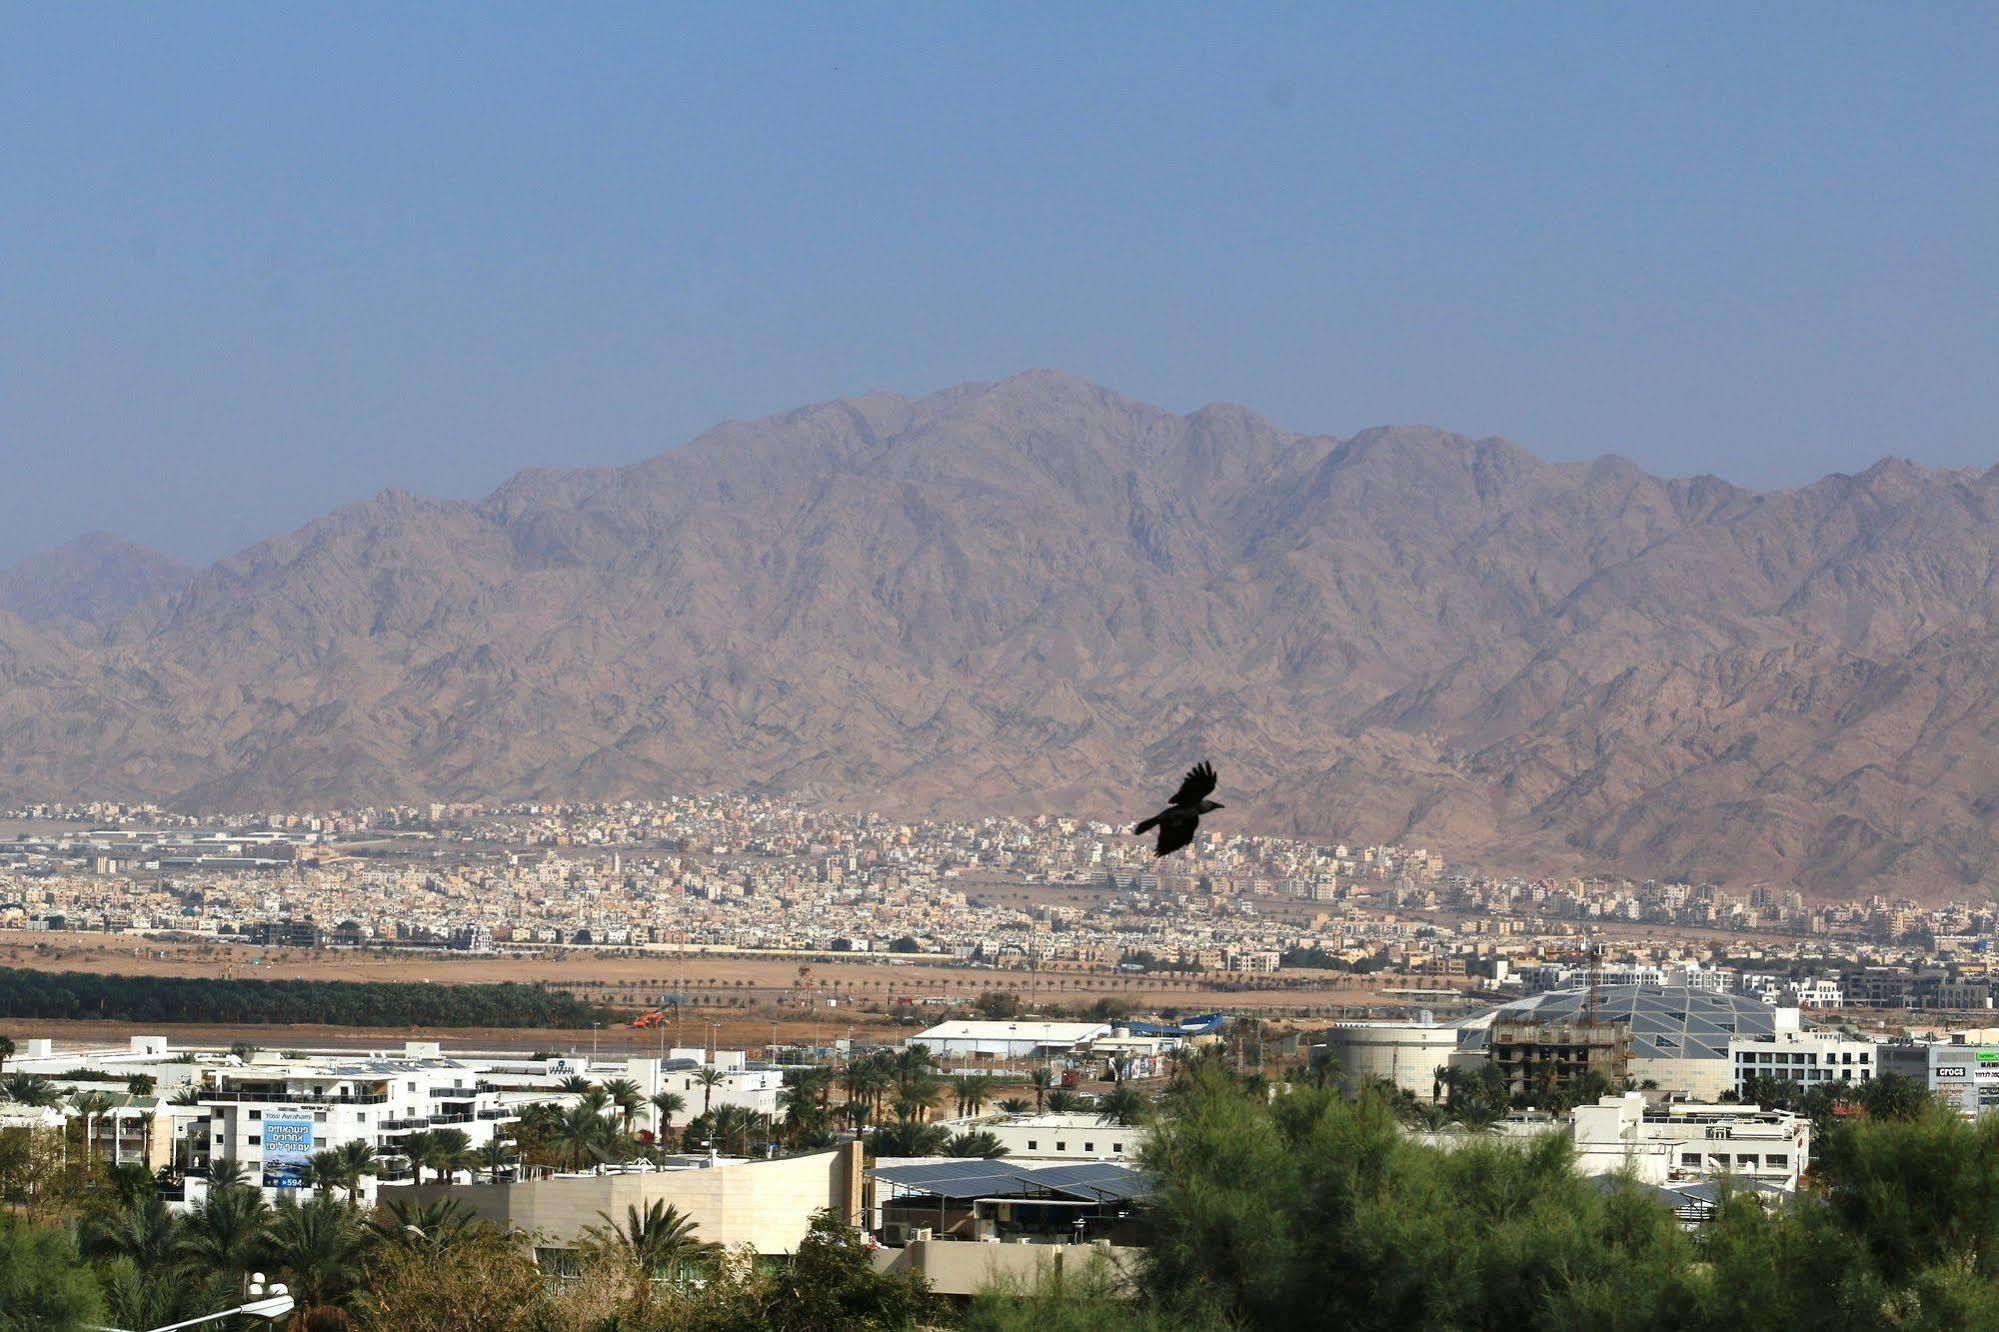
[{"x1": 0, "y1": 968, "x2": 603, "y2": 1027}]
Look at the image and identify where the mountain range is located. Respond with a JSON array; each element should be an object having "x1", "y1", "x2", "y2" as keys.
[{"x1": 5, "y1": 370, "x2": 1999, "y2": 899}]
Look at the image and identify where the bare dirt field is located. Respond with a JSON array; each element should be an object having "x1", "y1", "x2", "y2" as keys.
[{"x1": 0, "y1": 930, "x2": 1429, "y2": 1033}]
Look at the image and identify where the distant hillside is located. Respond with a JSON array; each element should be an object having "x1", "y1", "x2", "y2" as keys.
[
  {"x1": 0, "y1": 531, "x2": 193, "y2": 634},
  {"x1": 4, "y1": 371, "x2": 1999, "y2": 899}
]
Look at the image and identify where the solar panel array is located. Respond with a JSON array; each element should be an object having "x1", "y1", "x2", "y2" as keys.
[
  {"x1": 870, "y1": 1159, "x2": 1153, "y2": 1203},
  {"x1": 1464, "y1": 985, "x2": 1781, "y2": 1060}
]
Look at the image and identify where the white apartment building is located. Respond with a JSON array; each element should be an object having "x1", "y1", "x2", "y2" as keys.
[
  {"x1": 957, "y1": 1112, "x2": 1147, "y2": 1162},
  {"x1": 1739, "y1": 974, "x2": 1844, "y2": 1009},
  {"x1": 1729, "y1": 1032, "x2": 1875, "y2": 1099},
  {"x1": 479, "y1": 1049, "x2": 785, "y2": 1133},
  {"x1": 196, "y1": 1051, "x2": 518, "y2": 1202}
]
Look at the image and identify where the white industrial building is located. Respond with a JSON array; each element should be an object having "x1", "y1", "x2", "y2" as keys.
[
  {"x1": 1315, "y1": 1018, "x2": 1460, "y2": 1098},
  {"x1": 910, "y1": 1020, "x2": 1112, "y2": 1061},
  {"x1": 944, "y1": 1111, "x2": 1146, "y2": 1162},
  {"x1": 1877, "y1": 1037, "x2": 1999, "y2": 1118}
]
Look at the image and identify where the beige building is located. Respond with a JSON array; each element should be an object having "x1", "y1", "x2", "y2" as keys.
[{"x1": 410, "y1": 1145, "x2": 863, "y2": 1257}]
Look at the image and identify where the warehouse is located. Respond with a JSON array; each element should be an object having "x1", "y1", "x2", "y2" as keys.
[{"x1": 910, "y1": 1020, "x2": 1112, "y2": 1061}]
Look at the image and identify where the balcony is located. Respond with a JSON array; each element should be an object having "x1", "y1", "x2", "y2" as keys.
[
  {"x1": 477, "y1": 1107, "x2": 516, "y2": 1120},
  {"x1": 431, "y1": 1113, "x2": 473, "y2": 1125},
  {"x1": 207, "y1": 1089, "x2": 389, "y2": 1106},
  {"x1": 378, "y1": 1117, "x2": 431, "y2": 1131}
]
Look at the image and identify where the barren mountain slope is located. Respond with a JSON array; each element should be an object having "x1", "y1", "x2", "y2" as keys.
[{"x1": 4, "y1": 371, "x2": 1997, "y2": 897}]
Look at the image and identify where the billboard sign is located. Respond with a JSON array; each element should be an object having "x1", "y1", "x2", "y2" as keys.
[{"x1": 261, "y1": 1116, "x2": 315, "y2": 1190}]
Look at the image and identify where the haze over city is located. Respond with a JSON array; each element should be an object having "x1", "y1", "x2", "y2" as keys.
[
  {"x1": 5, "y1": 4, "x2": 1995, "y2": 566},
  {"x1": 4, "y1": 8, "x2": 1999, "y2": 1331}
]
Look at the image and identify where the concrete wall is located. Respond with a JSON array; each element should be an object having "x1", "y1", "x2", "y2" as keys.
[
  {"x1": 871, "y1": 1239, "x2": 1141, "y2": 1298},
  {"x1": 409, "y1": 1144, "x2": 861, "y2": 1256}
]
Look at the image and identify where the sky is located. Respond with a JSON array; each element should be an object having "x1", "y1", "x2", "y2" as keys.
[{"x1": 3, "y1": 3, "x2": 1994, "y2": 567}]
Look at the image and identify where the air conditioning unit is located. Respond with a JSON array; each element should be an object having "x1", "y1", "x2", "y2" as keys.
[
  {"x1": 912, "y1": 1227, "x2": 932, "y2": 1242},
  {"x1": 882, "y1": 1223, "x2": 909, "y2": 1247}
]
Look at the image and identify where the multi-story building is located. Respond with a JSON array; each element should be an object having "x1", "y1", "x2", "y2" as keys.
[
  {"x1": 1729, "y1": 1032, "x2": 1875, "y2": 1099},
  {"x1": 1877, "y1": 1038, "x2": 1999, "y2": 1119},
  {"x1": 1568, "y1": 1095, "x2": 1811, "y2": 1191},
  {"x1": 194, "y1": 1051, "x2": 518, "y2": 1201}
]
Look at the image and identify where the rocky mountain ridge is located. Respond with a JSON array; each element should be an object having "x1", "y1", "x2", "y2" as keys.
[{"x1": 4, "y1": 371, "x2": 1997, "y2": 899}]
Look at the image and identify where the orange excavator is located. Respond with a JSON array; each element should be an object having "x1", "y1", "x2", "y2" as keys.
[{"x1": 631, "y1": 1009, "x2": 668, "y2": 1029}]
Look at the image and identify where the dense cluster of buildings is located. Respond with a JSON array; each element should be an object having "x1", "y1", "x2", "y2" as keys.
[{"x1": 7, "y1": 798, "x2": 1999, "y2": 1006}]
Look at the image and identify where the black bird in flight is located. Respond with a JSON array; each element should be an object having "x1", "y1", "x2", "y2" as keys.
[{"x1": 1133, "y1": 761, "x2": 1223, "y2": 857}]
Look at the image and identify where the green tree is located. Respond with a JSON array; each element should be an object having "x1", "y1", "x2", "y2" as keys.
[
  {"x1": 944, "y1": 1130, "x2": 1008, "y2": 1158},
  {"x1": 176, "y1": 1182, "x2": 268, "y2": 1277},
  {"x1": 582, "y1": 1198, "x2": 721, "y2": 1280},
  {"x1": 599, "y1": 1077, "x2": 645, "y2": 1134},
  {"x1": 694, "y1": 1067, "x2": 726, "y2": 1116},
  {"x1": 0, "y1": 1214, "x2": 103, "y2": 1331},
  {"x1": 1096, "y1": 1085, "x2": 1148, "y2": 1126},
  {"x1": 263, "y1": 1191, "x2": 372, "y2": 1320}
]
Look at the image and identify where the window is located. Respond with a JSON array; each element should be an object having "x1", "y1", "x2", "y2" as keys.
[
  {"x1": 1056, "y1": 1142, "x2": 1068, "y2": 1152},
  {"x1": 249, "y1": 1135, "x2": 261, "y2": 1145},
  {"x1": 1025, "y1": 1141, "x2": 1037, "y2": 1151},
  {"x1": 1767, "y1": 1154, "x2": 1788, "y2": 1167},
  {"x1": 1084, "y1": 1142, "x2": 1094, "y2": 1153},
  {"x1": 1681, "y1": 1152, "x2": 1700, "y2": 1166},
  {"x1": 1112, "y1": 1143, "x2": 1123, "y2": 1153},
  {"x1": 249, "y1": 1110, "x2": 262, "y2": 1121}
]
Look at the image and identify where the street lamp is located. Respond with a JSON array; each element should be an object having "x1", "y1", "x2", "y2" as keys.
[{"x1": 86, "y1": 1276, "x2": 293, "y2": 1331}]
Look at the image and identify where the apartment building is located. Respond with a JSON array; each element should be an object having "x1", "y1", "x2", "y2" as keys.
[{"x1": 196, "y1": 1051, "x2": 518, "y2": 1201}]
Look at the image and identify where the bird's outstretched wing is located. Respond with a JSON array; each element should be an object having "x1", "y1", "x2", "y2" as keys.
[
  {"x1": 1170, "y1": 761, "x2": 1218, "y2": 806},
  {"x1": 1154, "y1": 815, "x2": 1198, "y2": 857}
]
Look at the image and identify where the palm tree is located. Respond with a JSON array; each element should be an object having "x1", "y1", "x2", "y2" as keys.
[
  {"x1": 1029, "y1": 1068, "x2": 1053, "y2": 1113},
  {"x1": 550, "y1": 1101, "x2": 613, "y2": 1171},
  {"x1": 204, "y1": 1157, "x2": 251, "y2": 1191},
  {"x1": 650, "y1": 1090, "x2": 686, "y2": 1134},
  {"x1": 864, "y1": 1120, "x2": 950, "y2": 1157},
  {"x1": 169, "y1": 1086, "x2": 203, "y2": 1107},
  {"x1": 710, "y1": 1104, "x2": 757, "y2": 1156},
  {"x1": 301, "y1": 1148, "x2": 349, "y2": 1199},
  {"x1": 177, "y1": 1183, "x2": 267, "y2": 1277},
  {"x1": 370, "y1": 1196, "x2": 481, "y2": 1249},
  {"x1": 951, "y1": 1075, "x2": 991, "y2": 1118},
  {"x1": 582, "y1": 1199, "x2": 720, "y2": 1280},
  {"x1": 599, "y1": 1077, "x2": 645, "y2": 1134},
  {"x1": 125, "y1": 1073, "x2": 157, "y2": 1096},
  {"x1": 264, "y1": 1192, "x2": 371, "y2": 1321},
  {"x1": 0, "y1": 1034, "x2": 13, "y2": 1075},
  {"x1": 476, "y1": 1138, "x2": 517, "y2": 1181},
  {"x1": 420, "y1": 1127, "x2": 477, "y2": 1185},
  {"x1": 1045, "y1": 1089, "x2": 1082, "y2": 1114},
  {"x1": 1, "y1": 1072, "x2": 57, "y2": 1105},
  {"x1": 558, "y1": 1074, "x2": 595, "y2": 1093},
  {"x1": 943, "y1": 1130, "x2": 1009, "y2": 1159},
  {"x1": 693, "y1": 1068, "x2": 726, "y2": 1116},
  {"x1": 996, "y1": 1097, "x2": 1031, "y2": 1115},
  {"x1": 80, "y1": 1194, "x2": 183, "y2": 1270},
  {"x1": 70, "y1": 1089, "x2": 116, "y2": 1164},
  {"x1": 1095, "y1": 1085, "x2": 1148, "y2": 1127},
  {"x1": 336, "y1": 1139, "x2": 377, "y2": 1197},
  {"x1": 397, "y1": 1130, "x2": 439, "y2": 1184}
]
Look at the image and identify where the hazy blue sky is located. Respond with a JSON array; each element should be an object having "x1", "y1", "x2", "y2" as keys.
[{"x1": 4, "y1": 4, "x2": 1994, "y2": 566}]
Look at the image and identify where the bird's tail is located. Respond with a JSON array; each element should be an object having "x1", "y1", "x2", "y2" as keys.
[{"x1": 1133, "y1": 816, "x2": 1159, "y2": 835}]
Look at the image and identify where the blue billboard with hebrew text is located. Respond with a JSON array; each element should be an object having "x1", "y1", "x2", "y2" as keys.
[{"x1": 262, "y1": 1116, "x2": 314, "y2": 1189}]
